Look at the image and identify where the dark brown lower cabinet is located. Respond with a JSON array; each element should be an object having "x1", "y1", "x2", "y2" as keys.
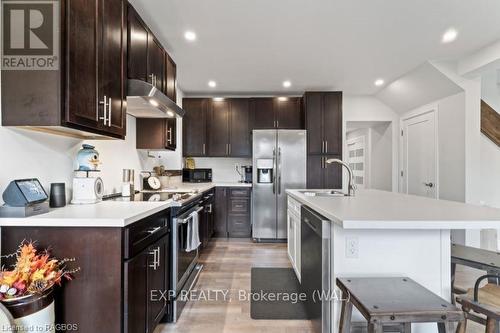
[
  {"x1": 214, "y1": 187, "x2": 252, "y2": 238},
  {"x1": 199, "y1": 192, "x2": 215, "y2": 249},
  {"x1": 307, "y1": 155, "x2": 343, "y2": 189},
  {"x1": 1, "y1": 210, "x2": 171, "y2": 333},
  {"x1": 214, "y1": 187, "x2": 228, "y2": 237}
]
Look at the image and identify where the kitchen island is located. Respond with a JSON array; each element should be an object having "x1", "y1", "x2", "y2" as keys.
[{"x1": 286, "y1": 189, "x2": 500, "y2": 333}]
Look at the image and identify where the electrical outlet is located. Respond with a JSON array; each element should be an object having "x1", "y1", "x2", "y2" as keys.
[{"x1": 345, "y1": 237, "x2": 359, "y2": 258}]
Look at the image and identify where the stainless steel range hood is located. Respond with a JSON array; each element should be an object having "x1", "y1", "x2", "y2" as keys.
[{"x1": 126, "y1": 79, "x2": 185, "y2": 118}]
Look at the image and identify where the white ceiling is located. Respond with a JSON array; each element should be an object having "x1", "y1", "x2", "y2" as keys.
[
  {"x1": 130, "y1": 0, "x2": 500, "y2": 95},
  {"x1": 376, "y1": 62, "x2": 463, "y2": 113}
]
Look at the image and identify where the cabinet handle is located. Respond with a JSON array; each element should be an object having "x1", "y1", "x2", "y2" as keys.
[
  {"x1": 228, "y1": 143, "x2": 231, "y2": 155},
  {"x1": 202, "y1": 143, "x2": 206, "y2": 155},
  {"x1": 276, "y1": 120, "x2": 279, "y2": 128},
  {"x1": 149, "y1": 74, "x2": 154, "y2": 85},
  {"x1": 146, "y1": 226, "x2": 161, "y2": 234},
  {"x1": 108, "y1": 97, "x2": 112, "y2": 127},
  {"x1": 321, "y1": 141, "x2": 324, "y2": 153},
  {"x1": 149, "y1": 247, "x2": 158, "y2": 270},
  {"x1": 167, "y1": 128, "x2": 172, "y2": 144},
  {"x1": 99, "y1": 95, "x2": 108, "y2": 125},
  {"x1": 325, "y1": 140, "x2": 328, "y2": 153}
]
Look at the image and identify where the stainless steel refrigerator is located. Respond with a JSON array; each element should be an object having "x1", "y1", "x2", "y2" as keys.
[{"x1": 252, "y1": 130, "x2": 307, "y2": 241}]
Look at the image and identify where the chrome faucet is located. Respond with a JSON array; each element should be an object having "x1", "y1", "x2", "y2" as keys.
[{"x1": 325, "y1": 158, "x2": 356, "y2": 196}]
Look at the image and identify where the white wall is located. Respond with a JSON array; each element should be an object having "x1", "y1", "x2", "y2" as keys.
[
  {"x1": 343, "y1": 96, "x2": 399, "y2": 192},
  {"x1": 370, "y1": 123, "x2": 393, "y2": 191}
]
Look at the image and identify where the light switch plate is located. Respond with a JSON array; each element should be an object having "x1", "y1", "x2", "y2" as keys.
[{"x1": 345, "y1": 237, "x2": 359, "y2": 258}]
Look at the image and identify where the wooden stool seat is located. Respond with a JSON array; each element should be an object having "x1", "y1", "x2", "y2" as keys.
[
  {"x1": 337, "y1": 277, "x2": 464, "y2": 333},
  {"x1": 465, "y1": 284, "x2": 500, "y2": 310}
]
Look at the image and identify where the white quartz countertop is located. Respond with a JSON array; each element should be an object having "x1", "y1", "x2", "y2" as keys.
[
  {"x1": 0, "y1": 200, "x2": 174, "y2": 227},
  {"x1": 286, "y1": 189, "x2": 500, "y2": 229},
  {"x1": 0, "y1": 182, "x2": 251, "y2": 227}
]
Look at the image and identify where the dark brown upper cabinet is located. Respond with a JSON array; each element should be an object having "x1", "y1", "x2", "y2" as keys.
[
  {"x1": 128, "y1": 4, "x2": 176, "y2": 99},
  {"x1": 183, "y1": 98, "x2": 208, "y2": 156},
  {"x1": 136, "y1": 118, "x2": 176, "y2": 151},
  {"x1": 250, "y1": 98, "x2": 275, "y2": 129},
  {"x1": 229, "y1": 99, "x2": 252, "y2": 157},
  {"x1": 207, "y1": 100, "x2": 230, "y2": 156},
  {"x1": 127, "y1": 5, "x2": 148, "y2": 82},
  {"x1": 250, "y1": 97, "x2": 304, "y2": 130},
  {"x1": 304, "y1": 92, "x2": 342, "y2": 155},
  {"x1": 148, "y1": 37, "x2": 165, "y2": 90},
  {"x1": 183, "y1": 98, "x2": 252, "y2": 158},
  {"x1": 165, "y1": 54, "x2": 177, "y2": 102},
  {"x1": 1, "y1": 0, "x2": 127, "y2": 139}
]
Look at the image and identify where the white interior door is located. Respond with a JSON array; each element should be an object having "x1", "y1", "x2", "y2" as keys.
[
  {"x1": 402, "y1": 111, "x2": 437, "y2": 198},
  {"x1": 347, "y1": 136, "x2": 367, "y2": 189}
]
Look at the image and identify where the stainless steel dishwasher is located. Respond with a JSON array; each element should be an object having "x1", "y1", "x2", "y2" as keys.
[{"x1": 301, "y1": 205, "x2": 331, "y2": 333}]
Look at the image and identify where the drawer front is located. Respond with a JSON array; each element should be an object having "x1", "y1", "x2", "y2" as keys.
[
  {"x1": 287, "y1": 197, "x2": 301, "y2": 216},
  {"x1": 124, "y1": 209, "x2": 169, "y2": 259},
  {"x1": 228, "y1": 214, "x2": 251, "y2": 238},
  {"x1": 229, "y1": 188, "x2": 250, "y2": 198},
  {"x1": 229, "y1": 198, "x2": 249, "y2": 214}
]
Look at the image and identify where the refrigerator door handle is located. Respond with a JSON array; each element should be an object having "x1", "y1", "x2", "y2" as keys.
[
  {"x1": 278, "y1": 147, "x2": 282, "y2": 195},
  {"x1": 272, "y1": 148, "x2": 277, "y2": 194}
]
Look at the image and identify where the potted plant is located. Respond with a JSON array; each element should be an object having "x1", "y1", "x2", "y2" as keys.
[{"x1": 0, "y1": 242, "x2": 79, "y2": 332}]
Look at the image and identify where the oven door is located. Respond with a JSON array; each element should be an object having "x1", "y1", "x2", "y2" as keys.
[{"x1": 173, "y1": 206, "x2": 203, "y2": 293}]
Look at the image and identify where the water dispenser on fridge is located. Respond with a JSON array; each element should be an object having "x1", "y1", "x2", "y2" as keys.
[{"x1": 256, "y1": 159, "x2": 273, "y2": 183}]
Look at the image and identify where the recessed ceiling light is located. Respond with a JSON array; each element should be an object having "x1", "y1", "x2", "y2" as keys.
[
  {"x1": 208, "y1": 80, "x2": 217, "y2": 88},
  {"x1": 213, "y1": 97, "x2": 224, "y2": 102},
  {"x1": 282, "y1": 80, "x2": 291, "y2": 88},
  {"x1": 278, "y1": 97, "x2": 288, "y2": 101},
  {"x1": 184, "y1": 31, "x2": 197, "y2": 42},
  {"x1": 374, "y1": 79, "x2": 385, "y2": 87},
  {"x1": 442, "y1": 28, "x2": 458, "y2": 44},
  {"x1": 167, "y1": 111, "x2": 175, "y2": 117},
  {"x1": 149, "y1": 99, "x2": 159, "y2": 107}
]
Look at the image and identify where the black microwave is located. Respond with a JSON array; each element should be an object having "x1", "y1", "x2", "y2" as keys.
[{"x1": 182, "y1": 168, "x2": 212, "y2": 183}]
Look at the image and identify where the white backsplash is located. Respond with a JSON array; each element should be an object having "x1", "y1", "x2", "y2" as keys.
[{"x1": 190, "y1": 158, "x2": 252, "y2": 183}]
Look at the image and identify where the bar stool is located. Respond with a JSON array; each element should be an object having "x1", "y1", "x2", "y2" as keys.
[{"x1": 337, "y1": 277, "x2": 464, "y2": 333}]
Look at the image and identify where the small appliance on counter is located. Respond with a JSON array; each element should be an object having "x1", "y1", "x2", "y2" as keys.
[
  {"x1": 71, "y1": 172, "x2": 104, "y2": 204},
  {"x1": 121, "y1": 169, "x2": 135, "y2": 197},
  {"x1": 0, "y1": 179, "x2": 50, "y2": 217},
  {"x1": 242, "y1": 165, "x2": 252, "y2": 183},
  {"x1": 182, "y1": 168, "x2": 212, "y2": 183},
  {"x1": 235, "y1": 165, "x2": 253, "y2": 183},
  {"x1": 49, "y1": 183, "x2": 66, "y2": 208},
  {"x1": 141, "y1": 171, "x2": 162, "y2": 191},
  {"x1": 71, "y1": 145, "x2": 104, "y2": 204}
]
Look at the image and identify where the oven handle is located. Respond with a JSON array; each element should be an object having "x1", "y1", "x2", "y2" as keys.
[{"x1": 175, "y1": 206, "x2": 203, "y2": 224}]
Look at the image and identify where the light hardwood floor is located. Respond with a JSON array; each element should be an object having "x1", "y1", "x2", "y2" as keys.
[
  {"x1": 156, "y1": 238, "x2": 315, "y2": 333},
  {"x1": 157, "y1": 239, "x2": 489, "y2": 333}
]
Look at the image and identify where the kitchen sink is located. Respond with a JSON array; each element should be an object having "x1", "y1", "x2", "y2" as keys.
[{"x1": 298, "y1": 190, "x2": 348, "y2": 197}]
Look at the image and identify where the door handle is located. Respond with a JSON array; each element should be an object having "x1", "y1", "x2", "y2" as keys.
[
  {"x1": 278, "y1": 147, "x2": 282, "y2": 195},
  {"x1": 272, "y1": 148, "x2": 276, "y2": 194},
  {"x1": 99, "y1": 95, "x2": 108, "y2": 125},
  {"x1": 108, "y1": 97, "x2": 112, "y2": 127},
  {"x1": 423, "y1": 182, "x2": 434, "y2": 188}
]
